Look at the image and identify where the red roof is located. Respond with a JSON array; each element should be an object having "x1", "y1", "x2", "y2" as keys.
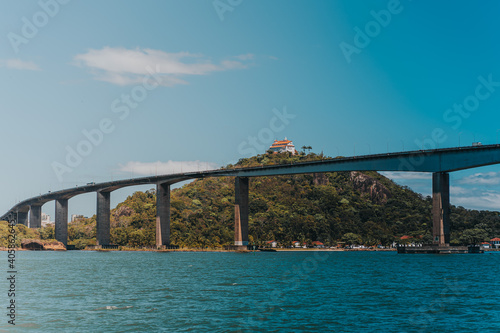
[
  {"x1": 491, "y1": 238, "x2": 500, "y2": 241},
  {"x1": 312, "y1": 241, "x2": 324, "y2": 245},
  {"x1": 400, "y1": 235, "x2": 412, "y2": 240},
  {"x1": 270, "y1": 139, "x2": 294, "y2": 149},
  {"x1": 266, "y1": 240, "x2": 276, "y2": 243},
  {"x1": 481, "y1": 242, "x2": 490, "y2": 245}
]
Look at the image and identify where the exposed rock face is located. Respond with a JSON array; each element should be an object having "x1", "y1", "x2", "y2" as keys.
[
  {"x1": 114, "y1": 205, "x2": 133, "y2": 219},
  {"x1": 313, "y1": 173, "x2": 329, "y2": 186},
  {"x1": 349, "y1": 171, "x2": 391, "y2": 204},
  {"x1": 112, "y1": 205, "x2": 134, "y2": 228}
]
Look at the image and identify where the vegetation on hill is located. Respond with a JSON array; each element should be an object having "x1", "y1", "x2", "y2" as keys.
[
  {"x1": 1, "y1": 152, "x2": 499, "y2": 249},
  {"x1": 0, "y1": 221, "x2": 57, "y2": 248}
]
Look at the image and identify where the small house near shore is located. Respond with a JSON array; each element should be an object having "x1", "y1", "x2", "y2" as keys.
[
  {"x1": 491, "y1": 238, "x2": 500, "y2": 249},
  {"x1": 266, "y1": 240, "x2": 277, "y2": 248}
]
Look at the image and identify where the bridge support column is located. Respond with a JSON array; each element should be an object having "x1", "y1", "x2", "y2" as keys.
[
  {"x1": 29, "y1": 205, "x2": 42, "y2": 228},
  {"x1": 96, "y1": 191, "x2": 111, "y2": 246},
  {"x1": 432, "y1": 172, "x2": 450, "y2": 246},
  {"x1": 156, "y1": 183, "x2": 171, "y2": 247},
  {"x1": 55, "y1": 199, "x2": 68, "y2": 246},
  {"x1": 17, "y1": 211, "x2": 28, "y2": 226},
  {"x1": 234, "y1": 177, "x2": 249, "y2": 247}
]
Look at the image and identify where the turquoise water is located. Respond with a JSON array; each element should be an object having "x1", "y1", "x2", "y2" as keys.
[{"x1": 1, "y1": 251, "x2": 499, "y2": 332}]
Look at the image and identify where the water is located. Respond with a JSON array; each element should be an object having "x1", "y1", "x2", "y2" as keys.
[{"x1": 1, "y1": 250, "x2": 499, "y2": 332}]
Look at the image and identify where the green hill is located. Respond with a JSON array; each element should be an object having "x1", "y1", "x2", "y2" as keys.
[{"x1": 2, "y1": 152, "x2": 499, "y2": 248}]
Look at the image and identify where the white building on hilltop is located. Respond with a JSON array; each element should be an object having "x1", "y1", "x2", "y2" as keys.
[{"x1": 268, "y1": 137, "x2": 297, "y2": 155}]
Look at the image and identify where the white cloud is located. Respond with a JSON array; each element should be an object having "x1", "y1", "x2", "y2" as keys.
[
  {"x1": 458, "y1": 172, "x2": 500, "y2": 185},
  {"x1": 450, "y1": 186, "x2": 468, "y2": 195},
  {"x1": 117, "y1": 160, "x2": 219, "y2": 176},
  {"x1": 74, "y1": 47, "x2": 253, "y2": 86},
  {"x1": 234, "y1": 53, "x2": 254, "y2": 61},
  {"x1": 0, "y1": 59, "x2": 40, "y2": 71},
  {"x1": 453, "y1": 191, "x2": 500, "y2": 210},
  {"x1": 381, "y1": 171, "x2": 432, "y2": 180}
]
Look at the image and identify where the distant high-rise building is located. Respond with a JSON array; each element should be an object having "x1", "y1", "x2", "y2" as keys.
[
  {"x1": 41, "y1": 213, "x2": 53, "y2": 227},
  {"x1": 269, "y1": 137, "x2": 297, "y2": 155},
  {"x1": 71, "y1": 214, "x2": 85, "y2": 222}
]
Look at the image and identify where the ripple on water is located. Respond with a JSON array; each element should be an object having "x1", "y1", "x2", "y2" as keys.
[{"x1": 11, "y1": 251, "x2": 500, "y2": 332}]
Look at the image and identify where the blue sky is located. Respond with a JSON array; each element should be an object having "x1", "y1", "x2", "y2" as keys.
[{"x1": 2, "y1": 0, "x2": 500, "y2": 219}]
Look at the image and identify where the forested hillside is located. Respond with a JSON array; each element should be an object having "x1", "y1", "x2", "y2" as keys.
[{"x1": 1, "y1": 152, "x2": 499, "y2": 248}]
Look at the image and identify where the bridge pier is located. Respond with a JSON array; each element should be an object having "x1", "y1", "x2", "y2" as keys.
[
  {"x1": 55, "y1": 199, "x2": 68, "y2": 246},
  {"x1": 234, "y1": 177, "x2": 249, "y2": 248},
  {"x1": 17, "y1": 211, "x2": 28, "y2": 226},
  {"x1": 432, "y1": 172, "x2": 450, "y2": 246},
  {"x1": 29, "y1": 205, "x2": 42, "y2": 228},
  {"x1": 96, "y1": 191, "x2": 111, "y2": 246},
  {"x1": 156, "y1": 183, "x2": 171, "y2": 247}
]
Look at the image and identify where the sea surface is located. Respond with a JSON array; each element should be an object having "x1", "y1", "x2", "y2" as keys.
[{"x1": 1, "y1": 250, "x2": 499, "y2": 332}]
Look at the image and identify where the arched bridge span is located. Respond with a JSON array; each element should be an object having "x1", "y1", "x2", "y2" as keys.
[{"x1": 3, "y1": 144, "x2": 500, "y2": 248}]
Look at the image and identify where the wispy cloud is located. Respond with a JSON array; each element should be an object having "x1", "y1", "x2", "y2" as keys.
[
  {"x1": 117, "y1": 160, "x2": 219, "y2": 176},
  {"x1": 234, "y1": 53, "x2": 254, "y2": 61},
  {"x1": 450, "y1": 186, "x2": 468, "y2": 195},
  {"x1": 0, "y1": 58, "x2": 40, "y2": 71},
  {"x1": 381, "y1": 171, "x2": 432, "y2": 180},
  {"x1": 453, "y1": 191, "x2": 500, "y2": 210},
  {"x1": 74, "y1": 47, "x2": 253, "y2": 86},
  {"x1": 458, "y1": 172, "x2": 500, "y2": 185}
]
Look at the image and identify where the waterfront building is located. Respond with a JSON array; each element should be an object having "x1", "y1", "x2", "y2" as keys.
[
  {"x1": 265, "y1": 240, "x2": 277, "y2": 248},
  {"x1": 491, "y1": 238, "x2": 500, "y2": 249}
]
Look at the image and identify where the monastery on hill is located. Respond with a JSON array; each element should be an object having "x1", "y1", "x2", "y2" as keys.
[{"x1": 268, "y1": 138, "x2": 297, "y2": 155}]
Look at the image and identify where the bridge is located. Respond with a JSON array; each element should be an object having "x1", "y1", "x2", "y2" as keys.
[{"x1": 3, "y1": 145, "x2": 500, "y2": 250}]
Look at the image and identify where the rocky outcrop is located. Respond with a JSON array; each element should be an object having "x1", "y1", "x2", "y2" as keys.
[
  {"x1": 114, "y1": 205, "x2": 133, "y2": 218},
  {"x1": 313, "y1": 173, "x2": 329, "y2": 186},
  {"x1": 349, "y1": 172, "x2": 391, "y2": 204},
  {"x1": 21, "y1": 239, "x2": 66, "y2": 251}
]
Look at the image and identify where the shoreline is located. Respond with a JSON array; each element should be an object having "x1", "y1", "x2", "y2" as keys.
[{"x1": 1, "y1": 247, "x2": 498, "y2": 252}]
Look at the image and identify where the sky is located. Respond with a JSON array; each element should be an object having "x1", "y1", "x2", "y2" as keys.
[{"x1": 2, "y1": 0, "x2": 500, "y2": 219}]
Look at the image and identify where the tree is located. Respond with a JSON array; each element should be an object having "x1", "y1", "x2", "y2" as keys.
[
  {"x1": 39, "y1": 226, "x2": 55, "y2": 240},
  {"x1": 459, "y1": 228, "x2": 488, "y2": 245},
  {"x1": 301, "y1": 146, "x2": 313, "y2": 154},
  {"x1": 342, "y1": 232, "x2": 362, "y2": 246}
]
